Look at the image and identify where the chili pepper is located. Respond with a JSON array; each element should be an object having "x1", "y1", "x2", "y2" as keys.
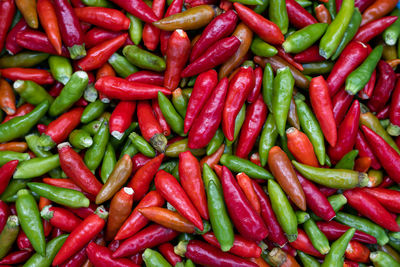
[
  {"x1": 123, "y1": 45, "x2": 166, "y2": 72},
  {"x1": 14, "y1": 29, "x2": 67, "y2": 56},
  {"x1": 129, "y1": 132, "x2": 155, "y2": 157},
  {"x1": 181, "y1": 36, "x2": 241, "y2": 78},
  {"x1": 53, "y1": 0, "x2": 86, "y2": 59},
  {"x1": 105, "y1": 188, "x2": 133, "y2": 239},
  {"x1": 0, "y1": 201, "x2": 9, "y2": 234},
  {"x1": 298, "y1": 251, "x2": 321, "y2": 267},
  {"x1": 36, "y1": 0, "x2": 62, "y2": 55},
  {"x1": 176, "y1": 240, "x2": 258, "y2": 267},
  {"x1": 355, "y1": 16, "x2": 397, "y2": 44},
  {"x1": 201, "y1": 145, "x2": 225, "y2": 171},
  {"x1": 15, "y1": 0, "x2": 38, "y2": 29},
  {"x1": 87, "y1": 243, "x2": 138, "y2": 267},
  {"x1": 108, "y1": 101, "x2": 136, "y2": 141},
  {"x1": 205, "y1": 130, "x2": 224, "y2": 157},
  {"x1": 143, "y1": 0, "x2": 165, "y2": 51},
  {"x1": 358, "y1": 67, "x2": 377, "y2": 99},
  {"x1": 294, "y1": 46, "x2": 325, "y2": 63},
  {"x1": 127, "y1": 71, "x2": 164, "y2": 86},
  {"x1": 368, "y1": 60, "x2": 397, "y2": 112},
  {"x1": 303, "y1": 217, "x2": 330, "y2": 255},
  {"x1": 113, "y1": 224, "x2": 178, "y2": 258},
  {"x1": 0, "y1": 142, "x2": 27, "y2": 153},
  {"x1": 0, "y1": 179, "x2": 29, "y2": 203},
  {"x1": 370, "y1": 251, "x2": 400, "y2": 267},
  {"x1": 0, "y1": 250, "x2": 32, "y2": 265},
  {"x1": 83, "y1": 119, "x2": 109, "y2": 170},
  {"x1": 0, "y1": 0, "x2": 15, "y2": 53},
  {"x1": 158, "y1": 243, "x2": 182, "y2": 266},
  {"x1": 0, "y1": 160, "x2": 18, "y2": 197},
  {"x1": 344, "y1": 240, "x2": 370, "y2": 263},
  {"x1": 332, "y1": 150, "x2": 357, "y2": 170},
  {"x1": 283, "y1": 23, "x2": 327, "y2": 54},
  {"x1": 14, "y1": 156, "x2": 60, "y2": 180},
  {"x1": 0, "y1": 151, "x2": 29, "y2": 167},
  {"x1": 109, "y1": 0, "x2": 157, "y2": 23},
  {"x1": 139, "y1": 248, "x2": 171, "y2": 267},
  {"x1": 354, "y1": 156, "x2": 371, "y2": 172},
  {"x1": 159, "y1": 0, "x2": 183, "y2": 54},
  {"x1": 22, "y1": 234, "x2": 67, "y2": 266},
  {"x1": 321, "y1": 228, "x2": 355, "y2": 267},
  {"x1": 171, "y1": 88, "x2": 187, "y2": 118},
  {"x1": 0, "y1": 216, "x2": 19, "y2": 259},
  {"x1": 383, "y1": 8, "x2": 400, "y2": 45},
  {"x1": 48, "y1": 57, "x2": 72, "y2": 86},
  {"x1": 40, "y1": 205, "x2": 82, "y2": 232},
  {"x1": 6, "y1": 20, "x2": 27, "y2": 55},
  {"x1": 158, "y1": 93, "x2": 185, "y2": 137},
  {"x1": 317, "y1": 221, "x2": 377, "y2": 244},
  {"x1": 315, "y1": 4, "x2": 331, "y2": 23},
  {"x1": 286, "y1": 127, "x2": 318, "y2": 167},
  {"x1": 74, "y1": 7, "x2": 130, "y2": 31},
  {"x1": 361, "y1": 0, "x2": 397, "y2": 26},
  {"x1": 0, "y1": 68, "x2": 54, "y2": 85},
  {"x1": 364, "y1": 188, "x2": 400, "y2": 214},
  {"x1": 236, "y1": 173, "x2": 261, "y2": 214},
  {"x1": 0, "y1": 79, "x2": 16, "y2": 116},
  {"x1": 13, "y1": 80, "x2": 53, "y2": 107},
  {"x1": 84, "y1": 28, "x2": 121, "y2": 49},
  {"x1": 251, "y1": 37, "x2": 278, "y2": 60},
  {"x1": 115, "y1": 191, "x2": 164, "y2": 240},
  {"x1": 16, "y1": 189, "x2": 45, "y2": 256},
  {"x1": 220, "y1": 154, "x2": 274, "y2": 179},
  {"x1": 285, "y1": 0, "x2": 317, "y2": 29},
  {"x1": 81, "y1": 100, "x2": 107, "y2": 124},
  {"x1": 0, "y1": 51, "x2": 49, "y2": 69},
  {"x1": 17, "y1": 230, "x2": 33, "y2": 252}
]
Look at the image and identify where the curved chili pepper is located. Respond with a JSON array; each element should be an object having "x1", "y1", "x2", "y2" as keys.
[
  {"x1": 0, "y1": 160, "x2": 18, "y2": 196},
  {"x1": 290, "y1": 228, "x2": 323, "y2": 257},
  {"x1": 361, "y1": 0, "x2": 398, "y2": 25},
  {"x1": 41, "y1": 205, "x2": 82, "y2": 232},
  {"x1": 5, "y1": 19, "x2": 27, "y2": 55},
  {"x1": 108, "y1": 100, "x2": 136, "y2": 141},
  {"x1": 127, "y1": 71, "x2": 164, "y2": 86},
  {"x1": 235, "y1": 173, "x2": 260, "y2": 214},
  {"x1": 158, "y1": 243, "x2": 182, "y2": 266},
  {"x1": 37, "y1": 0, "x2": 62, "y2": 55},
  {"x1": 247, "y1": 67, "x2": 263, "y2": 103},
  {"x1": 293, "y1": 45, "x2": 325, "y2": 64},
  {"x1": 159, "y1": 0, "x2": 183, "y2": 55},
  {"x1": 0, "y1": 103, "x2": 33, "y2": 123},
  {"x1": 74, "y1": 7, "x2": 130, "y2": 31},
  {"x1": 388, "y1": 80, "x2": 400, "y2": 135},
  {"x1": 315, "y1": 4, "x2": 332, "y2": 23},
  {"x1": 355, "y1": 16, "x2": 397, "y2": 43},
  {"x1": 286, "y1": 127, "x2": 318, "y2": 167},
  {"x1": 0, "y1": 250, "x2": 32, "y2": 265},
  {"x1": 84, "y1": 28, "x2": 122, "y2": 49},
  {"x1": 0, "y1": 0, "x2": 15, "y2": 53},
  {"x1": 15, "y1": 29, "x2": 67, "y2": 56},
  {"x1": 368, "y1": 60, "x2": 396, "y2": 112},
  {"x1": 142, "y1": 0, "x2": 165, "y2": 50},
  {"x1": 0, "y1": 68, "x2": 54, "y2": 85},
  {"x1": 286, "y1": 0, "x2": 317, "y2": 28},
  {"x1": 316, "y1": 221, "x2": 377, "y2": 244},
  {"x1": 110, "y1": 0, "x2": 157, "y2": 24},
  {"x1": 355, "y1": 131, "x2": 381, "y2": 170},
  {"x1": 86, "y1": 242, "x2": 140, "y2": 267}
]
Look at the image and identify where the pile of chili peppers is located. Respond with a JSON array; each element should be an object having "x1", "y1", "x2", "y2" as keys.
[{"x1": 0, "y1": 0, "x2": 400, "y2": 266}]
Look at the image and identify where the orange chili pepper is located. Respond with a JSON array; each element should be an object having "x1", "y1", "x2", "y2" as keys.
[
  {"x1": 16, "y1": 0, "x2": 39, "y2": 28},
  {"x1": 138, "y1": 207, "x2": 196, "y2": 233},
  {"x1": 2, "y1": 103, "x2": 35, "y2": 123},
  {"x1": 315, "y1": 4, "x2": 332, "y2": 24},
  {"x1": 248, "y1": 256, "x2": 270, "y2": 267},
  {"x1": 286, "y1": 127, "x2": 319, "y2": 167},
  {"x1": 345, "y1": 240, "x2": 370, "y2": 263},
  {"x1": 236, "y1": 173, "x2": 261, "y2": 214},
  {"x1": 200, "y1": 144, "x2": 225, "y2": 170},
  {"x1": 37, "y1": 0, "x2": 62, "y2": 55},
  {"x1": 213, "y1": 164, "x2": 223, "y2": 178},
  {"x1": 387, "y1": 59, "x2": 400, "y2": 69},
  {"x1": 361, "y1": 0, "x2": 398, "y2": 26},
  {"x1": 0, "y1": 79, "x2": 16, "y2": 116},
  {"x1": 39, "y1": 197, "x2": 51, "y2": 210},
  {"x1": 96, "y1": 62, "x2": 116, "y2": 80},
  {"x1": 0, "y1": 142, "x2": 28, "y2": 152},
  {"x1": 354, "y1": 156, "x2": 372, "y2": 173},
  {"x1": 219, "y1": 23, "x2": 253, "y2": 79}
]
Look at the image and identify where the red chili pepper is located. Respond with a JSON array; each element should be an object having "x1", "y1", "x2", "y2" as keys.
[
  {"x1": 318, "y1": 185, "x2": 338, "y2": 196},
  {"x1": 318, "y1": 220, "x2": 372, "y2": 244},
  {"x1": 332, "y1": 89, "x2": 353, "y2": 126},
  {"x1": 86, "y1": 242, "x2": 140, "y2": 267},
  {"x1": 112, "y1": 224, "x2": 178, "y2": 258},
  {"x1": 285, "y1": 0, "x2": 318, "y2": 29},
  {"x1": 183, "y1": 240, "x2": 258, "y2": 267},
  {"x1": 377, "y1": 105, "x2": 390, "y2": 120},
  {"x1": 17, "y1": 230, "x2": 33, "y2": 251},
  {"x1": 127, "y1": 71, "x2": 164, "y2": 86},
  {"x1": 5, "y1": 19, "x2": 28, "y2": 55},
  {"x1": 16, "y1": 29, "x2": 69, "y2": 56},
  {"x1": 355, "y1": 130, "x2": 381, "y2": 170},
  {"x1": 276, "y1": 46, "x2": 304, "y2": 71},
  {"x1": 188, "y1": 78, "x2": 228, "y2": 149},
  {"x1": 219, "y1": 0, "x2": 233, "y2": 11},
  {"x1": 59, "y1": 247, "x2": 87, "y2": 267},
  {"x1": 74, "y1": 7, "x2": 130, "y2": 31},
  {"x1": 200, "y1": 146, "x2": 225, "y2": 171},
  {"x1": 77, "y1": 33, "x2": 127, "y2": 71},
  {"x1": 128, "y1": 154, "x2": 164, "y2": 202},
  {"x1": 0, "y1": 0, "x2": 15, "y2": 52},
  {"x1": 42, "y1": 206, "x2": 82, "y2": 232},
  {"x1": 181, "y1": 36, "x2": 241, "y2": 77},
  {"x1": 155, "y1": 170, "x2": 204, "y2": 230},
  {"x1": 233, "y1": 2, "x2": 284, "y2": 45},
  {"x1": 185, "y1": 0, "x2": 217, "y2": 7},
  {"x1": 327, "y1": 41, "x2": 369, "y2": 96},
  {"x1": 247, "y1": 67, "x2": 263, "y2": 103},
  {"x1": 293, "y1": 46, "x2": 325, "y2": 63},
  {"x1": 359, "y1": 69, "x2": 376, "y2": 100},
  {"x1": 37, "y1": 124, "x2": 47, "y2": 135},
  {"x1": 84, "y1": 28, "x2": 121, "y2": 49},
  {"x1": 179, "y1": 151, "x2": 209, "y2": 220},
  {"x1": 236, "y1": 173, "x2": 261, "y2": 214},
  {"x1": 361, "y1": 0, "x2": 398, "y2": 26},
  {"x1": 290, "y1": 229, "x2": 323, "y2": 258},
  {"x1": 164, "y1": 30, "x2": 191, "y2": 90},
  {"x1": 95, "y1": 77, "x2": 172, "y2": 100},
  {"x1": 361, "y1": 125, "x2": 400, "y2": 183},
  {"x1": 152, "y1": 99, "x2": 171, "y2": 136},
  {"x1": 184, "y1": 69, "x2": 218, "y2": 133},
  {"x1": 143, "y1": 0, "x2": 165, "y2": 50},
  {"x1": 43, "y1": 178, "x2": 84, "y2": 193},
  {"x1": 316, "y1": 4, "x2": 332, "y2": 24},
  {"x1": 354, "y1": 156, "x2": 371, "y2": 172},
  {"x1": 362, "y1": 188, "x2": 400, "y2": 214},
  {"x1": 37, "y1": 0, "x2": 62, "y2": 55},
  {"x1": 0, "y1": 160, "x2": 18, "y2": 195},
  {"x1": 236, "y1": 95, "x2": 268, "y2": 158},
  {"x1": 52, "y1": 207, "x2": 108, "y2": 266},
  {"x1": 0, "y1": 250, "x2": 32, "y2": 265},
  {"x1": 68, "y1": 204, "x2": 97, "y2": 220},
  {"x1": 2, "y1": 103, "x2": 34, "y2": 123},
  {"x1": 223, "y1": 67, "x2": 254, "y2": 141},
  {"x1": 58, "y1": 142, "x2": 103, "y2": 196},
  {"x1": 221, "y1": 166, "x2": 268, "y2": 241},
  {"x1": 110, "y1": 0, "x2": 158, "y2": 23},
  {"x1": 53, "y1": 0, "x2": 86, "y2": 59},
  {"x1": 286, "y1": 128, "x2": 319, "y2": 167},
  {"x1": 109, "y1": 101, "x2": 136, "y2": 140},
  {"x1": 159, "y1": 0, "x2": 183, "y2": 55},
  {"x1": 115, "y1": 191, "x2": 165, "y2": 240},
  {"x1": 354, "y1": 16, "x2": 397, "y2": 43},
  {"x1": 345, "y1": 240, "x2": 370, "y2": 263},
  {"x1": 0, "y1": 68, "x2": 54, "y2": 85},
  {"x1": 389, "y1": 79, "x2": 400, "y2": 130},
  {"x1": 70, "y1": 0, "x2": 85, "y2": 7},
  {"x1": 355, "y1": 0, "x2": 375, "y2": 12},
  {"x1": 158, "y1": 243, "x2": 182, "y2": 266},
  {"x1": 0, "y1": 201, "x2": 10, "y2": 233},
  {"x1": 328, "y1": 100, "x2": 360, "y2": 162}
]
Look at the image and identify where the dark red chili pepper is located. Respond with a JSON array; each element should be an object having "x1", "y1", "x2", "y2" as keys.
[
  {"x1": 181, "y1": 36, "x2": 241, "y2": 77},
  {"x1": 0, "y1": 0, "x2": 16, "y2": 53},
  {"x1": 354, "y1": 16, "x2": 398, "y2": 43},
  {"x1": 363, "y1": 188, "x2": 400, "y2": 213},
  {"x1": 184, "y1": 69, "x2": 218, "y2": 133},
  {"x1": 15, "y1": 29, "x2": 69, "y2": 56},
  {"x1": 95, "y1": 77, "x2": 172, "y2": 100},
  {"x1": 220, "y1": 166, "x2": 268, "y2": 241},
  {"x1": 0, "y1": 201, "x2": 10, "y2": 233},
  {"x1": 127, "y1": 71, "x2": 164, "y2": 86},
  {"x1": 332, "y1": 89, "x2": 353, "y2": 127},
  {"x1": 17, "y1": 230, "x2": 33, "y2": 251},
  {"x1": 328, "y1": 100, "x2": 360, "y2": 162},
  {"x1": 86, "y1": 242, "x2": 140, "y2": 267},
  {"x1": 0, "y1": 160, "x2": 18, "y2": 195},
  {"x1": 223, "y1": 67, "x2": 254, "y2": 141},
  {"x1": 59, "y1": 247, "x2": 87, "y2": 267},
  {"x1": 327, "y1": 41, "x2": 369, "y2": 96},
  {"x1": 142, "y1": 0, "x2": 165, "y2": 50},
  {"x1": 42, "y1": 206, "x2": 82, "y2": 233},
  {"x1": 5, "y1": 19, "x2": 28, "y2": 55},
  {"x1": 43, "y1": 178, "x2": 85, "y2": 194},
  {"x1": 77, "y1": 34, "x2": 127, "y2": 71},
  {"x1": 159, "y1": 0, "x2": 184, "y2": 55},
  {"x1": 276, "y1": 46, "x2": 304, "y2": 71},
  {"x1": 389, "y1": 79, "x2": 400, "y2": 132},
  {"x1": 316, "y1": 221, "x2": 377, "y2": 244},
  {"x1": 0, "y1": 250, "x2": 32, "y2": 265},
  {"x1": 355, "y1": 0, "x2": 375, "y2": 12},
  {"x1": 236, "y1": 95, "x2": 268, "y2": 158},
  {"x1": 188, "y1": 78, "x2": 228, "y2": 149},
  {"x1": 109, "y1": 101, "x2": 136, "y2": 140},
  {"x1": 84, "y1": 28, "x2": 121, "y2": 49},
  {"x1": 0, "y1": 68, "x2": 54, "y2": 85},
  {"x1": 293, "y1": 45, "x2": 325, "y2": 63},
  {"x1": 359, "y1": 69, "x2": 376, "y2": 100},
  {"x1": 152, "y1": 99, "x2": 171, "y2": 136},
  {"x1": 247, "y1": 67, "x2": 263, "y2": 103},
  {"x1": 58, "y1": 142, "x2": 103, "y2": 196},
  {"x1": 158, "y1": 243, "x2": 182, "y2": 266},
  {"x1": 186, "y1": 0, "x2": 217, "y2": 7},
  {"x1": 377, "y1": 104, "x2": 390, "y2": 120},
  {"x1": 355, "y1": 130, "x2": 381, "y2": 170},
  {"x1": 286, "y1": 0, "x2": 318, "y2": 28},
  {"x1": 48, "y1": 82, "x2": 63, "y2": 98},
  {"x1": 68, "y1": 204, "x2": 97, "y2": 219},
  {"x1": 112, "y1": 224, "x2": 178, "y2": 258},
  {"x1": 290, "y1": 229, "x2": 323, "y2": 258},
  {"x1": 74, "y1": 7, "x2": 130, "y2": 31},
  {"x1": 109, "y1": 0, "x2": 158, "y2": 23}
]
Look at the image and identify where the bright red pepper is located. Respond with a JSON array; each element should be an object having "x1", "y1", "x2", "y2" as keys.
[
  {"x1": 158, "y1": 243, "x2": 182, "y2": 266},
  {"x1": 95, "y1": 77, "x2": 172, "y2": 100},
  {"x1": 68, "y1": 204, "x2": 97, "y2": 220},
  {"x1": 108, "y1": 0, "x2": 158, "y2": 23},
  {"x1": 109, "y1": 100, "x2": 136, "y2": 140},
  {"x1": 159, "y1": 0, "x2": 183, "y2": 55},
  {"x1": 142, "y1": 0, "x2": 165, "y2": 50},
  {"x1": 17, "y1": 230, "x2": 33, "y2": 251},
  {"x1": 127, "y1": 71, "x2": 164, "y2": 86},
  {"x1": 363, "y1": 188, "x2": 400, "y2": 213},
  {"x1": 74, "y1": 7, "x2": 130, "y2": 31},
  {"x1": 16, "y1": 29, "x2": 69, "y2": 56},
  {"x1": 328, "y1": 100, "x2": 360, "y2": 162},
  {"x1": 86, "y1": 242, "x2": 140, "y2": 267},
  {"x1": 5, "y1": 19, "x2": 28, "y2": 55},
  {"x1": 152, "y1": 99, "x2": 171, "y2": 136},
  {"x1": 285, "y1": 0, "x2": 318, "y2": 28},
  {"x1": 0, "y1": 68, "x2": 54, "y2": 85},
  {"x1": 2, "y1": 103, "x2": 34, "y2": 123},
  {"x1": 354, "y1": 16, "x2": 398, "y2": 43},
  {"x1": 345, "y1": 240, "x2": 370, "y2": 263},
  {"x1": 0, "y1": 160, "x2": 18, "y2": 195},
  {"x1": 37, "y1": 0, "x2": 62, "y2": 55},
  {"x1": 287, "y1": 127, "x2": 319, "y2": 167},
  {"x1": 0, "y1": 250, "x2": 32, "y2": 265},
  {"x1": 41, "y1": 206, "x2": 82, "y2": 232},
  {"x1": 293, "y1": 45, "x2": 325, "y2": 63},
  {"x1": 359, "y1": 69, "x2": 376, "y2": 99},
  {"x1": 84, "y1": 28, "x2": 122, "y2": 49},
  {"x1": 0, "y1": 201, "x2": 10, "y2": 233},
  {"x1": 58, "y1": 142, "x2": 103, "y2": 196},
  {"x1": 188, "y1": 78, "x2": 228, "y2": 149},
  {"x1": 200, "y1": 144, "x2": 225, "y2": 170},
  {"x1": 237, "y1": 173, "x2": 261, "y2": 214},
  {"x1": 236, "y1": 95, "x2": 268, "y2": 158},
  {"x1": 290, "y1": 229, "x2": 323, "y2": 258},
  {"x1": 355, "y1": 130, "x2": 381, "y2": 170},
  {"x1": 0, "y1": 0, "x2": 15, "y2": 52}
]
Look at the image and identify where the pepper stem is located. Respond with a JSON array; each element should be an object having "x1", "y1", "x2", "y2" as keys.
[
  {"x1": 68, "y1": 44, "x2": 87, "y2": 60},
  {"x1": 358, "y1": 172, "x2": 370, "y2": 187},
  {"x1": 150, "y1": 133, "x2": 168, "y2": 153},
  {"x1": 40, "y1": 205, "x2": 54, "y2": 220},
  {"x1": 94, "y1": 206, "x2": 109, "y2": 221},
  {"x1": 38, "y1": 134, "x2": 56, "y2": 151},
  {"x1": 387, "y1": 123, "x2": 400, "y2": 137},
  {"x1": 174, "y1": 241, "x2": 188, "y2": 257},
  {"x1": 267, "y1": 248, "x2": 287, "y2": 266}
]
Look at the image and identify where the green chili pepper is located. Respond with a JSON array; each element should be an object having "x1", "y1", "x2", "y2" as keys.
[
  {"x1": 171, "y1": 162, "x2": 180, "y2": 180},
  {"x1": 120, "y1": 139, "x2": 139, "y2": 158},
  {"x1": 84, "y1": 120, "x2": 109, "y2": 171},
  {"x1": 273, "y1": 67, "x2": 294, "y2": 137},
  {"x1": 269, "y1": 0, "x2": 289, "y2": 34},
  {"x1": 108, "y1": 53, "x2": 138, "y2": 78},
  {"x1": 225, "y1": 104, "x2": 246, "y2": 146},
  {"x1": 185, "y1": 259, "x2": 196, "y2": 267},
  {"x1": 100, "y1": 143, "x2": 116, "y2": 183},
  {"x1": 345, "y1": 45, "x2": 383, "y2": 95},
  {"x1": 268, "y1": 179, "x2": 297, "y2": 242},
  {"x1": 319, "y1": 0, "x2": 354, "y2": 59},
  {"x1": 292, "y1": 161, "x2": 369, "y2": 189},
  {"x1": 253, "y1": 0, "x2": 269, "y2": 14},
  {"x1": 0, "y1": 215, "x2": 19, "y2": 259},
  {"x1": 158, "y1": 91, "x2": 185, "y2": 136},
  {"x1": 220, "y1": 154, "x2": 274, "y2": 179},
  {"x1": 0, "y1": 52, "x2": 49, "y2": 68},
  {"x1": 262, "y1": 63, "x2": 274, "y2": 112},
  {"x1": 335, "y1": 212, "x2": 389, "y2": 245},
  {"x1": 302, "y1": 61, "x2": 334, "y2": 75},
  {"x1": 242, "y1": 60, "x2": 256, "y2": 69},
  {"x1": 13, "y1": 154, "x2": 60, "y2": 179},
  {"x1": 182, "y1": 88, "x2": 192, "y2": 99},
  {"x1": 381, "y1": 118, "x2": 390, "y2": 130},
  {"x1": 370, "y1": 251, "x2": 400, "y2": 267},
  {"x1": 327, "y1": 194, "x2": 347, "y2": 212},
  {"x1": 0, "y1": 151, "x2": 30, "y2": 166},
  {"x1": 383, "y1": 8, "x2": 400, "y2": 46},
  {"x1": 304, "y1": 217, "x2": 330, "y2": 255},
  {"x1": 23, "y1": 234, "x2": 68, "y2": 267},
  {"x1": 48, "y1": 56, "x2": 72, "y2": 85},
  {"x1": 159, "y1": 160, "x2": 178, "y2": 173},
  {"x1": 127, "y1": 14, "x2": 142, "y2": 45},
  {"x1": 203, "y1": 164, "x2": 234, "y2": 252},
  {"x1": 49, "y1": 71, "x2": 89, "y2": 117},
  {"x1": 321, "y1": 228, "x2": 355, "y2": 267},
  {"x1": 123, "y1": 45, "x2": 166, "y2": 72},
  {"x1": 0, "y1": 100, "x2": 49, "y2": 143},
  {"x1": 165, "y1": 139, "x2": 206, "y2": 157},
  {"x1": 172, "y1": 90, "x2": 188, "y2": 118},
  {"x1": 81, "y1": 100, "x2": 107, "y2": 124},
  {"x1": 325, "y1": 0, "x2": 337, "y2": 19},
  {"x1": 69, "y1": 129, "x2": 93, "y2": 149},
  {"x1": 206, "y1": 128, "x2": 224, "y2": 156},
  {"x1": 13, "y1": 80, "x2": 54, "y2": 105},
  {"x1": 16, "y1": 189, "x2": 46, "y2": 256},
  {"x1": 81, "y1": 0, "x2": 113, "y2": 7},
  {"x1": 251, "y1": 37, "x2": 278, "y2": 57},
  {"x1": 331, "y1": 9, "x2": 362, "y2": 60},
  {"x1": 0, "y1": 179, "x2": 29, "y2": 202},
  {"x1": 296, "y1": 210, "x2": 310, "y2": 224},
  {"x1": 283, "y1": 23, "x2": 328, "y2": 53},
  {"x1": 334, "y1": 150, "x2": 358, "y2": 170},
  {"x1": 143, "y1": 248, "x2": 172, "y2": 267},
  {"x1": 109, "y1": 122, "x2": 138, "y2": 149},
  {"x1": 295, "y1": 0, "x2": 312, "y2": 7},
  {"x1": 259, "y1": 114, "x2": 278, "y2": 166},
  {"x1": 295, "y1": 98, "x2": 326, "y2": 165},
  {"x1": 298, "y1": 251, "x2": 321, "y2": 267},
  {"x1": 129, "y1": 132, "x2": 156, "y2": 158}
]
